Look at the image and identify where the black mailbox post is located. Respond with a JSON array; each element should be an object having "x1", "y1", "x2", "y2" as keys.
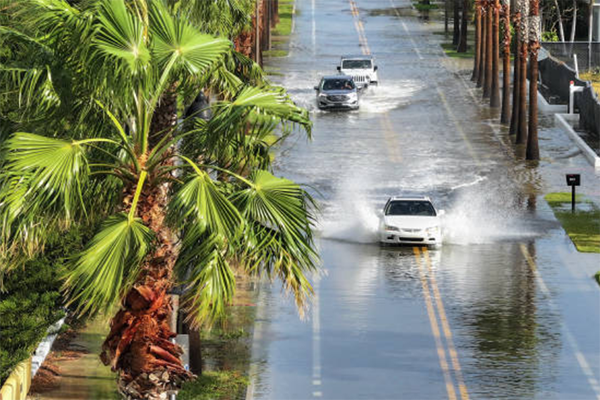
[{"x1": 566, "y1": 174, "x2": 581, "y2": 212}]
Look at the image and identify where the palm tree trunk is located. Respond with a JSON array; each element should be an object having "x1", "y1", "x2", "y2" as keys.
[
  {"x1": 509, "y1": 12, "x2": 521, "y2": 134},
  {"x1": 458, "y1": 0, "x2": 469, "y2": 52},
  {"x1": 500, "y1": 1, "x2": 512, "y2": 122},
  {"x1": 490, "y1": 0, "x2": 501, "y2": 107},
  {"x1": 472, "y1": 1, "x2": 482, "y2": 81},
  {"x1": 101, "y1": 188, "x2": 193, "y2": 399},
  {"x1": 454, "y1": 0, "x2": 461, "y2": 45},
  {"x1": 445, "y1": 0, "x2": 450, "y2": 33},
  {"x1": 101, "y1": 91, "x2": 194, "y2": 399},
  {"x1": 526, "y1": 0, "x2": 541, "y2": 160},
  {"x1": 516, "y1": 41, "x2": 529, "y2": 144},
  {"x1": 477, "y1": 5, "x2": 487, "y2": 87},
  {"x1": 484, "y1": 1, "x2": 494, "y2": 98},
  {"x1": 516, "y1": 0, "x2": 529, "y2": 145}
]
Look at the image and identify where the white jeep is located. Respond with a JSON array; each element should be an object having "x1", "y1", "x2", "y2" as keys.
[{"x1": 337, "y1": 55, "x2": 379, "y2": 88}]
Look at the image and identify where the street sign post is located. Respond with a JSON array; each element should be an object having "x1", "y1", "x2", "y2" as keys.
[{"x1": 566, "y1": 174, "x2": 581, "y2": 212}]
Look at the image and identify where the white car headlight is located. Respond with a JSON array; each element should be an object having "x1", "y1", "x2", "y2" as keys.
[
  {"x1": 426, "y1": 226, "x2": 440, "y2": 235},
  {"x1": 348, "y1": 92, "x2": 358, "y2": 99},
  {"x1": 385, "y1": 225, "x2": 399, "y2": 232}
]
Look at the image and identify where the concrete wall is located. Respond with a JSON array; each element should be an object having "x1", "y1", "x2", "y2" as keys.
[{"x1": 0, "y1": 358, "x2": 31, "y2": 400}]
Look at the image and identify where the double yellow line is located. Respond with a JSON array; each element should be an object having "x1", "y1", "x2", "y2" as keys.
[
  {"x1": 414, "y1": 247, "x2": 470, "y2": 400},
  {"x1": 349, "y1": 0, "x2": 401, "y2": 163},
  {"x1": 349, "y1": 0, "x2": 370, "y2": 55}
]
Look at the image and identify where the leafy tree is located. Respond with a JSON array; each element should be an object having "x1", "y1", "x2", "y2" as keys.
[{"x1": 0, "y1": 1, "x2": 318, "y2": 398}]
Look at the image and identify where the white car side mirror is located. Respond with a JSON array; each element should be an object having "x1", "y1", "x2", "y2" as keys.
[{"x1": 438, "y1": 210, "x2": 446, "y2": 216}]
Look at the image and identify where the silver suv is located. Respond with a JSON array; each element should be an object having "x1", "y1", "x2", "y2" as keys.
[
  {"x1": 314, "y1": 75, "x2": 359, "y2": 110},
  {"x1": 337, "y1": 55, "x2": 379, "y2": 88}
]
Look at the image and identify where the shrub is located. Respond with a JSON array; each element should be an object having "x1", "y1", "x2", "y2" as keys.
[{"x1": 0, "y1": 229, "x2": 86, "y2": 385}]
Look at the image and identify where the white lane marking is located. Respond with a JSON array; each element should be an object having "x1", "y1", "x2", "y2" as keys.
[
  {"x1": 312, "y1": 274, "x2": 322, "y2": 397},
  {"x1": 389, "y1": 0, "x2": 424, "y2": 60},
  {"x1": 521, "y1": 245, "x2": 600, "y2": 399}
]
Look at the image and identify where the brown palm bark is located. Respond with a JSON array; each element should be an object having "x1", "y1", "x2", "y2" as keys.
[
  {"x1": 472, "y1": 0, "x2": 482, "y2": 81},
  {"x1": 509, "y1": 12, "x2": 521, "y2": 135},
  {"x1": 483, "y1": 0, "x2": 493, "y2": 98},
  {"x1": 500, "y1": 1, "x2": 512, "y2": 122},
  {"x1": 490, "y1": 0, "x2": 501, "y2": 107},
  {"x1": 101, "y1": 189, "x2": 193, "y2": 399},
  {"x1": 457, "y1": 0, "x2": 469, "y2": 52},
  {"x1": 526, "y1": 0, "x2": 540, "y2": 160},
  {"x1": 516, "y1": 0, "x2": 529, "y2": 145},
  {"x1": 477, "y1": 5, "x2": 487, "y2": 87}
]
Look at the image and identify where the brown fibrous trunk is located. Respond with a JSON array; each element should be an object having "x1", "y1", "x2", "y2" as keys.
[{"x1": 500, "y1": 4, "x2": 512, "y2": 122}]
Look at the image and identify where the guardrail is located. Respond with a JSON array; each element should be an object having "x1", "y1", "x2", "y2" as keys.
[{"x1": 0, "y1": 358, "x2": 31, "y2": 400}]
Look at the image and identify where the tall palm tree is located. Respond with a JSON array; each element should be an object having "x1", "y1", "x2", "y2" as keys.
[
  {"x1": 490, "y1": 0, "x2": 501, "y2": 107},
  {"x1": 526, "y1": 0, "x2": 540, "y2": 159},
  {"x1": 483, "y1": 0, "x2": 493, "y2": 98},
  {"x1": 509, "y1": 7, "x2": 522, "y2": 135},
  {"x1": 516, "y1": 0, "x2": 529, "y2": 145},
  {"x1": 500, "y1": 0, "x2": 511, "y2": 123},
  {"x1": 0, "y1": 1, "x2": 318, "y2": 398},
  {"x1": 472, "y1": 0, "x2": 482, "y2": 82}
]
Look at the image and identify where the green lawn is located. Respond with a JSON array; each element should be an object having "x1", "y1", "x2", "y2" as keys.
[
  {"x1": 178, "y1": 371, "x2": 248, "y2": 400},
  {"x1": 272, "y1": 0, "x2": 294, "y2": 37},
  {"x1": 545, "y1": 192, "x2": 600, "y2": 253}
]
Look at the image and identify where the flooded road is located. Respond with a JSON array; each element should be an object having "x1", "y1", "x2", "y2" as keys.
[{"x1": 247, "y1": 0, "x2": 600, "y2": 399}]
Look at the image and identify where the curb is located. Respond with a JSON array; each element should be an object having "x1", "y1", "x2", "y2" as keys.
[{"x1": 555, "y1": 113, "x2": 600, "y2": 169}]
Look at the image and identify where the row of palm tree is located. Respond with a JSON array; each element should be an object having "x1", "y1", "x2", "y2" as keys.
[
  {"x1": 0, "y1": 1, "x2": 318, "y2": 399},
  {"x1": 471, "y1": 0, "x2": 541, "y2": 160}
]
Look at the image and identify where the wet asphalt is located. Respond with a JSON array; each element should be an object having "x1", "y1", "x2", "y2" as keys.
[{"x1": 246, "y1": 0, "x2": 600, "y2": 399}]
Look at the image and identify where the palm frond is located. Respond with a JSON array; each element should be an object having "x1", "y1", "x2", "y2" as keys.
[
  {"x1": 64, "y1": 213, "x2": 153, "y2": 315},
  {"x1": 168, "y1": 165, "x2": 243, "y2": 240},
  {"x1": 2, "y1": 132, "x2": 90, "y2": 217},
  {"x1": 176, "y1": 231, "x2": 235, "y2": 328},
  {"x1": 94, "y1": 0, "x2": 150, "y2": 74},
  {"x1": 149, "y1": 0, "x2": 231, "y2": 78}
]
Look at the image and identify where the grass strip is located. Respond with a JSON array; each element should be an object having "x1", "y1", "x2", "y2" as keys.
[
  {"x1": 178, "y1": 371, "x2": 248, "y2": 400},
  {"x1": 440, "y1": 42, "x2": 475, "y2": 59},
  {"x1": 545, "y1": 192, "x2": 600, "y2": 254},
  {"x1": 413, "y1": 2, "x2": 439, "y2": 10},
  {"x1": 579, "y1": 71, "x2": 600, "y2": 97},
  {"x1": 273, "y1": 0, "x2": 294, "y2": 37}
]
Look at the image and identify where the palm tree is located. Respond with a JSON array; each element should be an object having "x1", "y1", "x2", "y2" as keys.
[
  {"x1": 516, "y1": 0, "x2": 529, "y2": 145},
  {"x1": 490, "y1": 0, "x2": 501, "y2": 107},
  {"x1": 526, "y1": 0, "x2": 540, "y2": 160},
  {"x1": 500, "y1": 0, "x2": 512, "y2": 123},
  {"x1": 509, "y1": 8, "x2": 522, "y2": 135},
  {"x1": 483, "y1": 0, "x2": 493, "y2": 98},
  {"x1": 472, "y1": 0, "x2": 482, "y2": 81},
  {"x1": 0, "y1": 1, "x2": 318, "y2": 398}
]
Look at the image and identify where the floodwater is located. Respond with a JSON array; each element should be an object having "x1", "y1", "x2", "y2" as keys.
[{"x1": 247, "y1": 0, "x2": 600, "y2": 399}]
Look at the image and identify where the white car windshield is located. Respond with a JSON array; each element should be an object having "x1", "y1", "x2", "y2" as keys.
[
  {"x1": 385, "y1": 201, "x2": 436, "y2": 216},
  {"x1": 342, "y1": 60, "x2": 372, "y2": 69},
  {"x1": 322, "y1": 79, "x2": 355, "y2": 90}
]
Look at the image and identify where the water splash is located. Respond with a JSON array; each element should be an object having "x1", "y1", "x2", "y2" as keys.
[
  {"x1": 319, "y1": 175, "x2": 380, "y2": 244},
  {"x1": 442, "y1": 181, "x2": 540, "y2": 245}
]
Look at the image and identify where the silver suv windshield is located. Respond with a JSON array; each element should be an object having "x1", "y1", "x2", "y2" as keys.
[
  {"x1": 342, "y1": 60, "x2": 372, "y2": 69},
  {"x1": 322, "y1": 79, "x2": 355, "y2": 91},
  {"x1": 385, "y1": 201, "x2": 436, "y2": 216}
]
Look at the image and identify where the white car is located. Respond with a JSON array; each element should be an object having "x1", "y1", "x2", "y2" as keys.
[
  {"x1": 337, "y1": 55, "x2": 379, "y2": 89},
  {"x1": 379, "y1": 196, "x2": 444, "y2": 246}
]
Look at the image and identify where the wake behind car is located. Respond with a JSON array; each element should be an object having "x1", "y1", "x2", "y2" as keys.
[
  {"x1": 337, "y1": 55, "x2": 378, "y2": 88},
  {"x1": 314, "y1": 75, "x2": 359, "y2": 110},
  {"x1": 379, "y1": 196, "x2": 444, "y2": 246}
]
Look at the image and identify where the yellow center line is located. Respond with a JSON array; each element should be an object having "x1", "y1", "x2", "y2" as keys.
[
  {"x1": 380, "y1": 113, "x2": 402, "y2": 163},
  {"x1": 422, "y1": 248, "x2": 470, "y2": 400},
  {"x1": 414, "y1": 247, "x2": 458, "y2": 400}
]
